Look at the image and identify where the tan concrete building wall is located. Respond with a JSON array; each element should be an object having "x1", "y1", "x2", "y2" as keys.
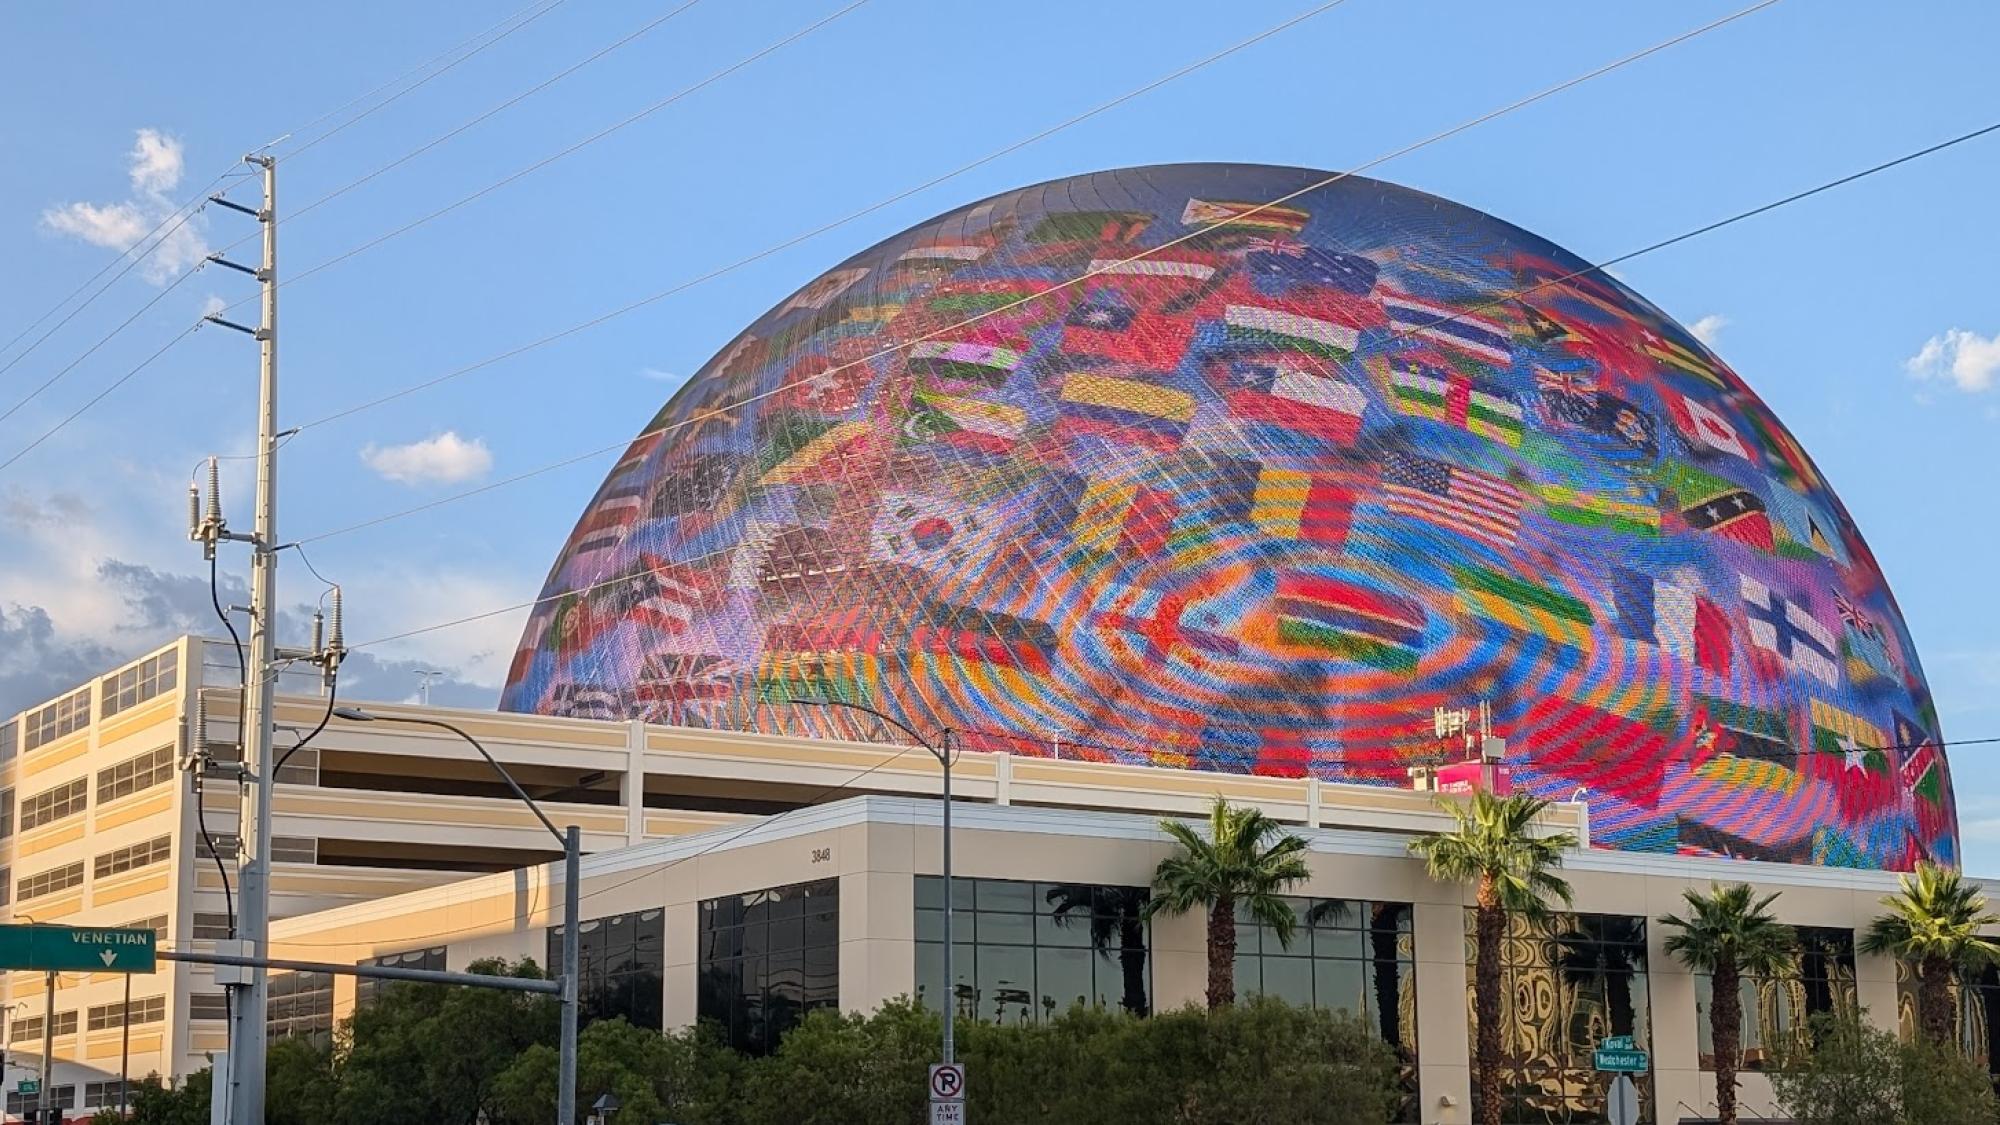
[{"x1": 267, "y1": 796, "x2": 1925, "y2": 1125}]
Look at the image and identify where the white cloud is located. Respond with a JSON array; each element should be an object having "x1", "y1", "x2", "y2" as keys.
[
  {"x1": 360, "y1": 431, "x2": 494, "y2": 486},
  {"x1": 639, "y1": 367, "x2": 681, "y2": 382},
  {"x1": 41, "y1": 201, "x2": 149, "y2": 250},
  {"x1": 128, "y1": 129, "x2": 184, "y2": 194},
  {"x1": 40, "y1": 128, "x2": 208, "y2": 284},
  {"x1": 199, "y1": 294, "x2": 227, "y2": 319},
  {"x1": 1906, "y1": 329, "x2": 2000, "y2": 394},
  {"x1": 1689, "y1": 314, "x2": 1728, "y2": 347}
]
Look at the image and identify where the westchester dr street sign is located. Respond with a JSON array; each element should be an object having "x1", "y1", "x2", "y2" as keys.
[{"x1": 0, "y1": 924, "x2": 157, "y2": 973}]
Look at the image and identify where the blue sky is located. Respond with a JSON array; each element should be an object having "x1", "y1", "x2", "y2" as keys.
[{"x1": 3, "y1": 0, "x2": 1998, "y2": 865}]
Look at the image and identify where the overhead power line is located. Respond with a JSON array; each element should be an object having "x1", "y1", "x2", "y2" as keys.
[
  {"x1": 295, "y1": 0, "x2": 1791, "y2": 549},
  {"x1": 207, "y1": 0, "x2": 871, "y2": 323},
  {"x1": 0, "y1": 169, "x2": 244, "y2": 380},
  {"x1": 272, "y1": 0, "x2": 570, "y2": 160},
  {"x1": 291, "y1": 0, "x2": 1362, "y2": 433},
  {"x1": 0, "y1": 0, "x2": 591, "y2": 469},
  {"x1": 0, "y1": 0, "x2": 568, "y2": 379},
  {"x1": 0, "y1": 324, "x2": 200, "y2": 473},
  {"x1": 314, "y1": 112, "x2": 2000, "y2": 651},
  {"x1": 0, "y1": 215, "x2": 214, "y2": 426}
]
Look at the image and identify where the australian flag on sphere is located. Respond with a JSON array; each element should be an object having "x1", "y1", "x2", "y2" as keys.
[{"x1": 1244, "y1": 239, "x2": 1378, "y2": 296}]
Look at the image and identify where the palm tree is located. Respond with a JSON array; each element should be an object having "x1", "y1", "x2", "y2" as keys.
[
  {"x1": 1659, "y1": 883, "x2": 1796, "y2": 1125},
  {"x1": 1408, "y1": 790, "x2": 1578, "y2": 1125},
  {"x1": 1859, "y1": 862, "x2": 2000, "y2": 1045},
  {"x1": 1141, "y1": 796, "x2": 1311, "y2": 1010}
]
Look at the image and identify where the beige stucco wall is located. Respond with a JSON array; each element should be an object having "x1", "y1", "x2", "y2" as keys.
[{"x1": 263, "y1": 796, "x2": 1927, "y2": 1125}]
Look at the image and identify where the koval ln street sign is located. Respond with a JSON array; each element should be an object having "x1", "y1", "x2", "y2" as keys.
[
  {"x1": 15, "y1": 1079, "x2": 39, "y2": 1096},
  {"x1": 0, "y1": 924, "x2": 157, "y2": 973}
]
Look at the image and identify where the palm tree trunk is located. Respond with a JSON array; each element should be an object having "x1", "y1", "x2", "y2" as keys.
[
  {"x1": 1120, "y1": 913, "x2": 1149, "y2": 1017},
  {"x1": 1475, "y1": 878, "x2": 1506, "y2": 1125},
  {"x1": 1371, "y1": 922, "x2": 1401, "y2": 1045},
  {"x1": 1207, "y1": 893, "x2": 1237, "y2": 1011},
  {"x1": 1919, "y1": 955, "x2": 1957, "y2": 1047},
  {"x1": 1711, "y1": 959, "x2": 1740, "y2": 1125}
]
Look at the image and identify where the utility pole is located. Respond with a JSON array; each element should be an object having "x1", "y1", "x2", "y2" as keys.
[{"x1": 202, "y1": 152, "x2": 279, "y2": 1125}]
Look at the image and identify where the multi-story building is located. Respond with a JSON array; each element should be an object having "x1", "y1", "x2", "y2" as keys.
[
  {"x1": 0, "y1": 635, "x2": 755, "y2": 1116},
  {"x1": 0, "y1": 636, "x2": 1983, "y2": 1124}
]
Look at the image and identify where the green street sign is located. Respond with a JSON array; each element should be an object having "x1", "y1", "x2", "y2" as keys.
[
  {"x1": 16, "y1": 1079, "x2": 39, "y2": 1096},
  {"x1": 1592, "y1": 1048, "x2": 1649, "y2": 1072},
  {"x1": 1600, "y1": 1034, "x2": 1635, "y2": 1051},
  {"x1": 0, "y1": 924, "x2": 157, "y2": 973}
]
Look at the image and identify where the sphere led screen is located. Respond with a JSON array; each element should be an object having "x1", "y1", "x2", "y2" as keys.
[{"x1": 501, "y1": 163, "x2": 1955, "y2": 870}]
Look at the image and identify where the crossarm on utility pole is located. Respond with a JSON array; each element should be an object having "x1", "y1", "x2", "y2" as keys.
[{"x1": 158, "y1": 948, "x2": 561, "y2": 995}]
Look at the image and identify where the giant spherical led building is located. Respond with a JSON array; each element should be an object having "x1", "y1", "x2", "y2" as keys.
[{"x1": 500, "y1": 163, "x2": 1955, "y2": 870}]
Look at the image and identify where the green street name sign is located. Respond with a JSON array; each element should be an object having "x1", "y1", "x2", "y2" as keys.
[
  {"x1": 16, "y1": 1079, "x2": 39, "y2": 1096},
  {"x1": 0, "y1": 924, "x2": 157, "y2": 973},
  {"x1": 1592, "y1": 1048, "x2": 1649, "y2": 1072},
  {"x1": 1600, "y1": 1035, "x2": 1635, "y2": 1051}
]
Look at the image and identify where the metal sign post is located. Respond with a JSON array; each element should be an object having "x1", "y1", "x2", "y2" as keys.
[{"x1": 1606, "y1": 1073, "x2": 1639, "y2": 1125}]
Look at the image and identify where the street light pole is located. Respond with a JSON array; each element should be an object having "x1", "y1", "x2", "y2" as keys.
[
  {"x1": 332, "y1": 708, "x2": 580, "y2": 1125},
  {"x1": 787, "y1": 699, "x2": 952, "y2": 1063}
]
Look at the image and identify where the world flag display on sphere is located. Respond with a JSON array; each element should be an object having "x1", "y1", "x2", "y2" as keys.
[{"x1": 500, "y1": 163, "x2": 1955, "y2": 871}]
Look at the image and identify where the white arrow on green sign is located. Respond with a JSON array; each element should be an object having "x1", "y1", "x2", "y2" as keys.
[{"x1": 0, "y1": 924, "x2": 157, "y2": 973}]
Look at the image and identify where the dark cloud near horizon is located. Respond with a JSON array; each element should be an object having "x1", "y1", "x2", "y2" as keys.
[{"x1": 0, "y1": 560, "x2": 496, "y2": 718}]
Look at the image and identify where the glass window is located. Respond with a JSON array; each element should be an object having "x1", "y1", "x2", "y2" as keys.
[
  {"x1": 699, "y1": 878, "x2": 838, "y2": 1054},
  {"x1": 84, "y1": 1080, "x2": 128, "y2": 1108},
  {"x1": 24, "y1": 688, "x2": 90, "y2": 750},
  {"x1": 192, "y1": 912, "x2": 234, "y2": 940},
  {"x1": 97, "y1": 745, "x2": 176, "y2": 803},
  {"x1": 0, "y1": 718, "x2": 17, "y2": 763},
  {"x1": 1467, "y1": 910, "x2": 1651, "y2": 1124},
  {"x1": 188, "y1": 993, "x2": 230, "y2": 1021},
  {"x1": 1695, "y1": 926, "x2": 1856, "y2": 1070},
  {"x1": 19, "y1": 778, "x2": 89, "y2": 830},
  {"x1": 196, "y1": 833, "x2": 242, "y2": 861},
  {"x1": 100, "y1": 653, "x2": 177, "y2": 718},
  {"x1": 17, "y1": 861, "x2": 85, "y2": 902},
  {"x1": 548, "y1": 909, "x2": 665, "y2": 1032},
  {"x1": 355, "y1": 945, "x2": 448, "y2": 1007},
  {"x1": 12, "y1": 1011, "x2": 80, "y2": 1039},
  {"x1": 267, "y1": 971, "x2": 334, "y2": 1042},
  {"x1": 87, "y1": 996, "x2": 165, "y2": 1031},
  {"x1": 7, "y1": 1086, "x2": 75, "y2": 1115},
  {"x1": 0, "y1": 788, "x2": 13, "y2": 839},
  {"x1": 124, "y1": 915, "x2": 169, "y2": 941},
  {"x1": 1235, "y1": 898, "x2": 1416, "y2": 1120},
  {"x1": 94, "y1": 835, "x2": 172, "y2": 878},
  {"x1": 1898, "y1": 957, "x2": 2000, "y2": 1081},
  {"x1": 915, "y1": 877, "x2": 1151, "y2": 1027}
]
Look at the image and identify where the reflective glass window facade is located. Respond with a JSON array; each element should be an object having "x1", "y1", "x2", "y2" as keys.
[
  {"x1": 549, "y1": 909, "x2": 665, "y2": 1031},
  {"x1": 267, "y1": 970, "x2": 334, "y2": 1042},
  {"x1": 1467, "y1": 911, "x2": 1652, "y2": 1124},
  {"x1": 1695, "y1": 926, "x2": 1856, "y2": 1070},
  {"x1": 698, "y1": 879, "x2": 838, "y2": 1054},
  {"x1": 356, "y1": 945, "x2": 448, "y2": 1007},
  {"x1": 915, "y1": 877, "x2": 1151, "y2": 1026},
  {"x1": 1899, "y1": 960, "x2": 2000, "y2": 1083}
]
